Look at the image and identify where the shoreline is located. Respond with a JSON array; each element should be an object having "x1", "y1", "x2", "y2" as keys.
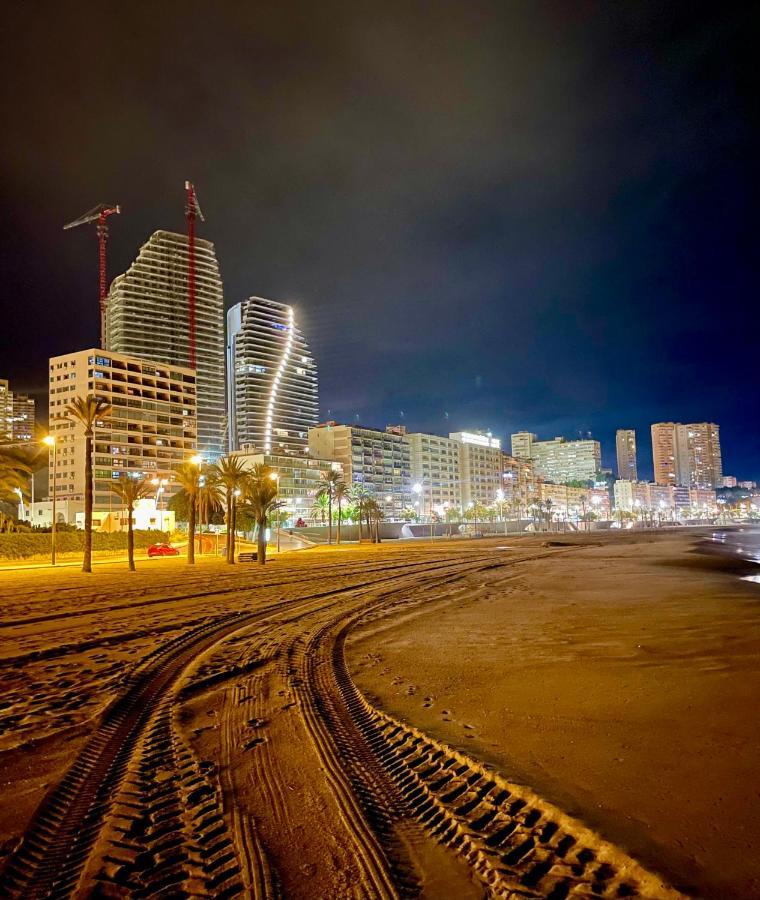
[{"x1": 346, "y1": 532, "x2": 760, "y2": 898}]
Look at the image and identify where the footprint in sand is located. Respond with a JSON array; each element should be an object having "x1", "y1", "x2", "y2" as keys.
[{"x1": 407, "y1": 685, "x2": 417, "y2": 696}]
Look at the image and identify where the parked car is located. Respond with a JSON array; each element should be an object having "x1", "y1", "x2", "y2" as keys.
[{"x1": 148, "y1": 543, "x2": 180, "y2": 558}]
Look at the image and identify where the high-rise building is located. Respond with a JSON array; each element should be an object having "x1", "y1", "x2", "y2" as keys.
[
  {"x1": 308, "y1": 423, "x2": 411, "y2": 517},
  {"x1": 105, "y1": 230, "x2": 225, "y2": 457},
  {"x1": 48, "y1": 349, "x2": 197, "y2": 512},
  {"x1": 0, "y1": 378, "x2": 36, "y2": 443},
  {"x1": 449, "y1": 431, "x2": 503, "y2": 507},
  {"x1": 651, "y1": 421, "x2": 722, "y2": 489},
  {"x1": 227, "y1": 297, "x2": 319, "y2": 454},
  {"x1": 511, "y1": 432, "x2": 601, "y2": 484},
  {"x1": 615, "y1": 429, "x2": 637, "y2": 481}
]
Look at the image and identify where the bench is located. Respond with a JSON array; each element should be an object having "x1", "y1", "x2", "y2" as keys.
[{"x1": 238, "y1": 551, "x2": 258, "y2": 562}]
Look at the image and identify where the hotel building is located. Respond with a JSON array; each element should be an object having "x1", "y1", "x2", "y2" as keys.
[
  {"x1": 48, "y1": 349, "x2": 197, "y2": 512},
  {"x1": 511, "y1": 432, "x2": 601, "y2": 484},
  {"x1": 449, "y1": 431, "x2": 504, "y2": 508},
  {"x1": 105, "y1": 230, "x2": 225, "y2": 457},
  {"x1": 615, "y1": 429, "x2": 637, "y2": 481},
  {"x1": 308, "y1": 423, "x2": 412, "y2": 517},
  {"x1": 227, "y1": 297, "x2": 319, "y2": 454}
]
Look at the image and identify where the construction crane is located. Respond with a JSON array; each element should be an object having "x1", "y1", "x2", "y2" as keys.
[
  {"x1": 184, "y1": 181, "x2": 204, "y2": 371},
  {"x1": 63, "y1": 203, "x2": 121, "y2": 349}
]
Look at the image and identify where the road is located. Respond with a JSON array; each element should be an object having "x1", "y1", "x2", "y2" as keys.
[{"x1": 0, "y1": 540, "x2": 680, "y2": 898}]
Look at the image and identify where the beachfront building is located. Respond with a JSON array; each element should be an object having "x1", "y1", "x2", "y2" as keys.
[
  {"x1": 616, "y1": 429, "x2": 637, "y2": 481},
  {"x1": 48, "y1": 349, "x2": 197, "y2": 516},
  {"x1": 651, "y1": 421, "x2": 722, "y2": 489},
  {"x1": 226, "y1": 297, "x2": 319, "y2": 454},
  {"x1": 449, "y1": 431, "x2": 503, "y2": 508},
  {"x1": 408, "y1": 432, "x2": 462, "y2": 516},
  {"x1": 105, "y1": 230, "x2": 225, "y2": 457},
  {"x1": 308, "y1": 422, "x2": 412, "y2": 518},
  {"x1": 1, "y1": 377, "x2": 36, "y2": 443},
  {"x1": 511, "y1": 431, "x2": 601, "y2": 484},
  {"x1": 614, "y1": 479, "x2": 717, "y2": 518},
  {"x1": 230, "y1": 448, "x2": 340, "y2": 525}
]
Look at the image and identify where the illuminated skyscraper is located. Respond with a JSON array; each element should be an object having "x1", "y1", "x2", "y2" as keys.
[
  {"x1": 651, "y1": 421, "x2": 722, "y2": 488},
  {"x1": 227, "y1": 297, "x2": 319, "y2": 454},
  {"x1": 615, "y1": 429, "x2": 637, "y2": 481},
  {"x1": 105, "y1": 230, "x2": 225, "y2": 457}
]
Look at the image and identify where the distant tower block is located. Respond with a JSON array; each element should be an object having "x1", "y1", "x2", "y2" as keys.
[{"x1": 616, "y1": 429, "x2": 638, "y2": 481}]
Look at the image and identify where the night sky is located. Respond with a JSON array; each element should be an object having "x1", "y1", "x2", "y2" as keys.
[{"x1": 2, "y1": 2, "x2": 758, "y2": 479}]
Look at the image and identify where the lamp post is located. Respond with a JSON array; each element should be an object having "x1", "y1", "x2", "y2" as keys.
[
  {"x1": 269, "y1": 471, "x2": 280, "y2": 552},
  {"x1": 43, "y1": 435, "x2": 57, "y2": 566},
  {"x1": 151, "y1": 477, "x2": 169, "y2": 531}
]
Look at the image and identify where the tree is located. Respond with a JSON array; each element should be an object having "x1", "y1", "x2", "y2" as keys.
[
  {"x1": 214, "y1": 456, "x2": 248, "y2": 563},
  {"x1": 401, "y1": 506, "x2": 418, "y2": 522},
  {"x1": 310, "y1": 493, "x2": 329, "y2": 525},
  {"x1": 333, "y1": 477, "x2": 349, "y2": 543},
  {"x1": 196, "y1": 465, "x2": 224, "y2": 553},
  {"x1": 64, "y1": 395, "x2": 111, "y2": 573},
  {"x1": 240, "y1": 464, "x2": 283, "y2": 565},
  {"x1": 349, "y1": 485, "x2": 371, "y2": 541},
  {"x1": 0, "y1": 445, "x2": 32, "y2": 506},
  {"x1": 316, "y1": 468, "x2": 343, "y2": 545},
  {"x1": 364, "y1": 496, "x2": 384, "y2": 542},
  {"x1": 174, "y1": 461, "x2": 202, "y2": 564},
  {"x1": 109, "y1": 476, "x2": 151, "y2": 571}
]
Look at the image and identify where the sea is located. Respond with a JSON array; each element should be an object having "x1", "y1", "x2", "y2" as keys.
[{"x1": 704, "y1": 527, "x2": 760, "y2": 583}]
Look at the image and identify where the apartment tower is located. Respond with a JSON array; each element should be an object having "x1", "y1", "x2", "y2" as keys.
[
  {"x1": 615, "y1": 429, "x2": 637, "y2": 481},
  {"x1": 1, "y1": 378, "x2": 36, "y2": 443},
  {"x1": 651, "y1": 422, "x2": 722, "y2": 488},
  {"x1": 105, "y1": 231, "x2": 225, "y2": 457},
  {"x1": 227, "y1": 297, "x2": 319, "y2": 454}
]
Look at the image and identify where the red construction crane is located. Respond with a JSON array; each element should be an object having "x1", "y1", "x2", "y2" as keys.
[
  {"x1": 184, "y1": 181, "x2": 204, "y2": 370},
  {"x1": 63, "y1": 203, "x2": 121, "y2": 350}
]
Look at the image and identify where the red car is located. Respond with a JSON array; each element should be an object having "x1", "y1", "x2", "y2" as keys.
[{"x1": 148, "y1": 543, "x2": 180, "y2": 558}]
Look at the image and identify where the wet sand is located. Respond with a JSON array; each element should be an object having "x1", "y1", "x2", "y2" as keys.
[{"x1": 347, "y1": 532, "x2": 760, "y2": 898}]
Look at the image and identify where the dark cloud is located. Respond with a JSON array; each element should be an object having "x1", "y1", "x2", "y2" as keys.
[{"x1": 1, "y1": 1, "x2": 758, "y2": 476}]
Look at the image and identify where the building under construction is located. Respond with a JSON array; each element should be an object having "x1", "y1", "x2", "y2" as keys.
[{"x1": 105, "y1": 230, "x2": 225, "y2": 457}]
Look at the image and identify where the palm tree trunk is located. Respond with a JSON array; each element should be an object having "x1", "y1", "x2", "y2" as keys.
[
  {"x1": 127, "y1": 502, "x2": 135, "y2": 571},
  {"x1": 328, "y1": 497, "x2": 333, "y2": 544},
  {"x1": 257, "y1": 516, "x2": 267, "y2": 564},
  {"x1": 83, "y1": 431, "x2": 93, "y2": 573},
  {"x1": 187, "y1": 493, "x2": 196, "y2": 564},
  {"x1": 337, "y1": 498, "x2": 342, "y2": 544}
]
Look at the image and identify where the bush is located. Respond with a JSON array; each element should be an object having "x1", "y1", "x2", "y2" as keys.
[{"x1": 0, "y1": 530, "x2": 169, "y2": 560}]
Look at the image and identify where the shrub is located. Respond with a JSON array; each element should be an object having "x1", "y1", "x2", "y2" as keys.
[{"x1": 0, "y1": 530, "x2": 169, "y2": 560}]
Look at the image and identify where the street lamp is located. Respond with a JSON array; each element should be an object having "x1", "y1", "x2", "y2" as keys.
[
  {"x1": 42, "y1": 435, "x2": 57, "y2": 566},
  {"x1": 269, "y1": 471, "x2": 280, "y2": 551}
]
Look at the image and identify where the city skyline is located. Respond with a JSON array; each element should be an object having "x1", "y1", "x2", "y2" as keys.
[{"x1": 2, "y1": 4, "x2": 758, "y2": 480}]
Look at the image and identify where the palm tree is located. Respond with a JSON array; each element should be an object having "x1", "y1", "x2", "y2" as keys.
[
  {"x1": 65, "y1": 395, "x2": 111, "y2": 573},
  {"x1": 316, "y1": 468, "x2": 343, "y2": 544},
  {"x1": 110, "y1": 476, "x2": 151, "y2": 571},
  {"x1": 365, "y1": 497, "x2": 384, "y2": 542},
  {"x1": 310, "y1": 493, "x2": 329, "y2": 525},
  {"x1": 175, "y1": 461, "x2": 202, "y2": 564},
  {"x1": 214, "y1": 456, "x2": 248, "y2": 563},
  {"x1": 197, "y1": 465, "x2": 223, "y2": 552},
  {"x1": 240, "y1": 464, "x2": 282, "y2": 565},
  {"x1": 0, "y1": 445, "x2": 32, "y2": 506},
  {"x1": 349, "y1": 485, "x2": 371, "y2": 541},
  {"x1": 333, "y1": 477, "x2": 348, "y2": 543}
]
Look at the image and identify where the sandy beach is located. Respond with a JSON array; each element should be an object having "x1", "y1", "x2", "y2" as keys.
[{"x1": 347, "y1": 532, "x2": 760, "y2": 898}]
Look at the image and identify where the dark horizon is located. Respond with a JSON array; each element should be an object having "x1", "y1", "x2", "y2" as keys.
[{"x1": 2, "y1": 2, "x2": 758, "y2": 480}]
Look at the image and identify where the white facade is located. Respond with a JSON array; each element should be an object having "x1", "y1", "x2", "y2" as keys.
[
  {"x1": 511, "y1": 433, "x2": 601, "y2": 484},
  {"x1": 105, "y1": 230, "x2": 225, "y2": 457},
  {"x1": 408, "y1": 433, "x2": 462, "y2": 514},
  {"x1": 449, "y1": 432, "x2": 504, "y2": 508},
  {"x1": 227, "y1": 297, "x2": 319, "y2": 454},
  {"x1": 48, "y1": 349, "x2": 197, "y2": 512}
]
